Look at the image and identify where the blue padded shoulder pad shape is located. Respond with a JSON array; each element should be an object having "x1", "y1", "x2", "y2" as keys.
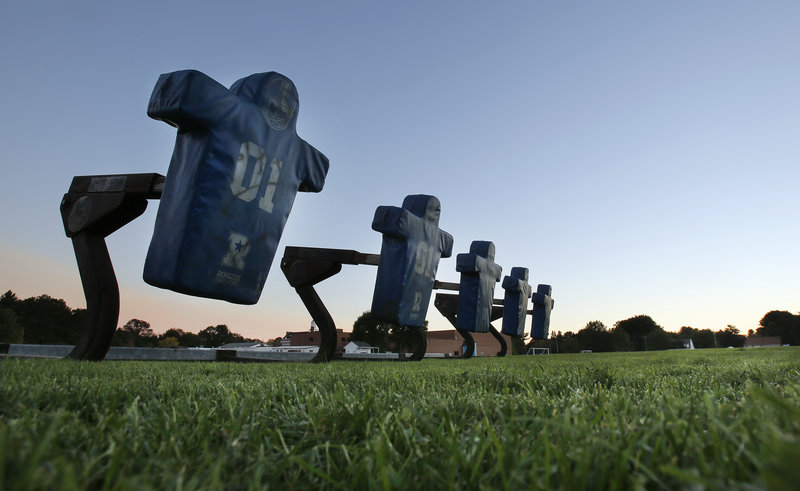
[
  {"x1": 143, "y1": 70, "x2": 329, "y2": 304},
  {"x1": 501, "y1": 267, "x2": 531, "y2": 337},
  {"x1": 455, "y1": 240, "x2": 502, "y2": 333},
  {"x1": 531, "y1": 284, "x2": 554, "y2": 340},
  {"x1": 371, "y1": 195, "x2": 453, "y2": 327}
]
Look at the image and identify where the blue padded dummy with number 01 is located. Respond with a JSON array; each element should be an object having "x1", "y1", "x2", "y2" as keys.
[
  {"x1": 455, "y1": 241, "x2": 502, "y2": 333},
  {"x1": 143, "y1": 70, "x2": 329, "y2": 304},
  {"x1": 371, "y1": 195, "x2": 454, "y2": 327},
  {"x1": 531, "y1": 284, "x2": 554, "y2": 339},
  {"x1": 501, "y1": 267, "x2": 532, "y2": 337}
]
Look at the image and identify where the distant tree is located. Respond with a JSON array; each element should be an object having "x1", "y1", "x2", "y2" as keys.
[
  {"x1": 615, "y1": 315, "x2": 660, "y2": 351},
  {"x1": 1, "y1": 290, "x2": 20, "y2": 309},
  {"x1": 225, "y1": 330, "x2": 245, "y2": 345},
  {"x1": 17, "y1": 294, "x2": 80, "y2": 345},
  {"x1": 179, "y1": 325, "x2": 260, "y2": 347},
  {"x1": 678, "y1": 326, "x2": 697, "y2": 341},
  {"x1": 695, "y1": 329, "x2": 717, "y2": 349},
  {"x1": 551, "y1": 331, "x2": 581, "y2": 353},
  {"x1": 226, "y1": 331, "x2": 253, "y2": 345},
  {"x1": 160, "y1": 328, "x2": 201, "y2": 347},
  {"x1": 644, "y1": 326, "x2": 675, "y2": 351},
  {"x1": 0, "y1": 292, "x2": 22, "y2": 343},
  {"x1": 160, "y1": 328, "x2": 183, "y2": 339},
  {"x1": 716, "y1": 325, "x2": 746, "y2": 348},
  {"x1": 678, "y1": 326, "x2": 715, "y2": 349},
  {"x1": 351, "y1": 312, "x2": 393, "y2": 352},
  {"x1": 267, "y1": 337, "x2": 283, "y2": 347},
  {"x1": 0, "y1": 289, "x2": 262, "y2": 347},
  {"x1": 757, "y1": 310, "x2": 800, "y2": 345},
  {"x1": 0, "y1": 307, "x2": 23, "y2": 343},
  {"x1": 609, "y1": 326, "x2": 633, "y2": 351},
  {"x1": 1, "y1": 291, "x2": 84, "y2": 345},
  {"x1": 157, "y1": 336, "x2": 179, "y2": 348},
  {"x1": 575, "y1": 321, "x2": 612, "y2": 352},
  {"x1": 198, "y1": 324, "x2": 232, "y2": 348},
  {"x1": 113, "y1": 319, "x2": 157, "y2": 347}
]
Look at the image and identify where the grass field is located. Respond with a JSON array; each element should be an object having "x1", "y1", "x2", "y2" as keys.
[{"x1": 2, "y1": 348, "x2": 799, "y2": 490}]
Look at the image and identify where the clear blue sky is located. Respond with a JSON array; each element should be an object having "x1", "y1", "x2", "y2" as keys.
[{"x1": 1, "y1": 1, "x2": 798, "y2": 340}]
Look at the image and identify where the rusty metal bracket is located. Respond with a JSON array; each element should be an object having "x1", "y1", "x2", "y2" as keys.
[{"x1": 60, "y1": 173, "x2": 164, "y2": 360}]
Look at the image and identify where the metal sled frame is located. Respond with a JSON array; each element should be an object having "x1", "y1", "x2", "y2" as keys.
[
  {"x1": 280, "y1": 246, "x2": 428, "y2": 363},
  {"x1": 60, "y1": 173, "x2": 165, "y2": 360},
  {"x1": 433, "y1": 281, "x2": 510, "y2": 359},
  {"x1": 59, "y1": 174, "x2": 428, "y2": 363}
]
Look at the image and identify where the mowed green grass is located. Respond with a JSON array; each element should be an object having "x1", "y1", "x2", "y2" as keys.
[{"x1": 1, "y1": 348, "x2": 799, "y2": 490}]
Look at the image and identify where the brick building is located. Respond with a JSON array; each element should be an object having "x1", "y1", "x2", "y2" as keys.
[
  {"x1": 284, "y1": 328, "x2": 351, "y2": 352},
  {"x1": 426, "y1": 330, "x2": 516, "y2": 357},
  {"x1": 744, "y1": 336, "x2": 782, "y2": 347},
  {"x1": 284, "y1": 327, "x2": 516, "y2": 357}
]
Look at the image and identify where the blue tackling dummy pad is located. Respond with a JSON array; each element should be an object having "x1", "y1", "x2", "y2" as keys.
[
  {"x1": 143, "y1": 70, "x2": 329, "y2": 304},
  {"x1": 371, "y1": 195, "x2": 454, "y2": 327},
  {"x1": 455, "y1": 241, "x2": 502, "y2": 333},
  {"x1": 501, "y1": 267, "x2": 532, "y2": 337},
  {"x1": 531, "y1": 284, "x2": 554, "y2": 339}
]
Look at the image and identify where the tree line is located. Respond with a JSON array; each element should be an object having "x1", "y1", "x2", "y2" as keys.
[
  {"x1": 0, "y1": 291, "x2": 265, "y2": 348},
  {"x1": 2, "y1": 290, "x2": 797, "y2": 352},
  {"x1": 530, "y1": 312, "x2": 800, "y2": 354}
]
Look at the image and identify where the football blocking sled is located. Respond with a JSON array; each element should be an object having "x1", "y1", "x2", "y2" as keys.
[
  {"x1": 435, "y1": 256, "x2": 554, "y2": 357},
  {"x1": 280, "y1": 194, "x2": 452, "y2": 362},
  {"x1": 455, "y1": 241, "x2": 503, "y2": 333},
  {"x1": 531, "y1": 284, "x2": 554, "y2": 340},
  {"x1": 58, "y1": 70, "x2": 328, "y2": 361},
  {"x1": 433, "y1": 244, "x2": 518, "y2": 358},
  {"x1": 501, "y1": 267, "x2": 532, "y2": 337},
  {"x1": 59, "y1": 68, "x2": 554, "y2": 363},
  {"x1": 371, "y1": 195, "x2": 454, "y2": 327},
  {"x1": 144, "y1": 70, "x2": 329, "y2": 304}
]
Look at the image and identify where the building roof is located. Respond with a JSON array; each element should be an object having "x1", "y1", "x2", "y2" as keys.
[
  {"x1": 219, "y1": 342, "x2": 263, "y2": 349},
  {"x1": 349, "y1": 341, "x2": 374, "y2": 348},
  {"x1": 744, "y1": 336, "x2": 782, "y2": 347}
]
